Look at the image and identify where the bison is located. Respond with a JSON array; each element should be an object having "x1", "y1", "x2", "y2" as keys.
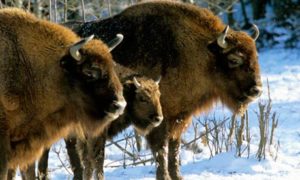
[
  {"x1": 77, "y1": 74, "x2": 163, "y2": 180},
  {"x1": 74, "y1": 2, "x2": 262, "y2": 179},
  {"x1": 0, "y1": 8, "x2": 126, "y2": 179},
  {"x1": 72, "y1": 2, "x2": 263, "y2": 180}
]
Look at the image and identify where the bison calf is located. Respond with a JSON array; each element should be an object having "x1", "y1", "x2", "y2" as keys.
[
  {"x1": 0, "y1": 8, "x2": 125, "y2": 179},
  {"x1": 77, "y1": 75, "x2": 163, "y2": 180}
]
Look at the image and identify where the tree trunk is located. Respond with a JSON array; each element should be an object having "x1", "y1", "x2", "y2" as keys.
[
  {"x1": 240, "y1": 0, "x2": 250, "y2": 28},
  {"x1": 54, "y1": 0, "x2": 57, "y2": 23},
  {"x1": 49, "y1": 0, "x2": 52, "y2": 21},
  {"x1": 64, "y1": 0, "x2": 68, "y2": 22},
  {"x1": 106, "y1": 0, "x2": 111, "y2": 16},
  {"x1": 80, "y1": 0, "x2": 86, "y2": 22},
  {"x1": 227, "y1": 6, "x2": 235, "y2": 27},
  {"x1": 33, "y1": 0, "x2": 41, "y2": 18},
  {"x1": 251, "y1": 0, "x2": 267, "y2": 20},
  {"x1": 15, "y1": 0, "x2": 23, "y2": 8}
]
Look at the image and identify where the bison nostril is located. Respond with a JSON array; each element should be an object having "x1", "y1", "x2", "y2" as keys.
[
  {"x1": 109, "y1": 100, "x2": 126, "y2": 114},
  {"x1": 150, "y1": 114, "x2": 163, "y2": 122},
  {"x1": 155, "y1": 116, "x2": 163, "y2": 122},
  {"x1": 113, "y1": 103, "x2": 121, "y2": 110},
  {"x1": 248, "y1": 86, "x2": 262, "y2": 97}
]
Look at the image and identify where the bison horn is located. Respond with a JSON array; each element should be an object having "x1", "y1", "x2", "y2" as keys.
[
  {"x1": 251, "y1": 24, "x2": 259, "y2": 41},
  {"x1": 217, "y1": 25, "x2": 229, "y2": 49},
  {"x1": 108, "y1": 34, "x2": 124, "y2": 52},
  {"x1": 155, "y1": 76, "x2": 161, "y2": 85},
  {"x1": 70, "y1": 35, "x2": 94, "y2": 62},
  {"x1": 133, "y1": 77, "x2": 141, "y2": 88}
]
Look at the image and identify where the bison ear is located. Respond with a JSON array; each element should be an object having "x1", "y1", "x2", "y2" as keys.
[
  {"x1": 123, "y1": 80, "x2": 137, "y2": 100},
  {"x1": 60, "y1": 55, "x2": 77, "y2": 72},
  {"x1": 107, "y1": 34, "x2": 124, "y2": 52}
]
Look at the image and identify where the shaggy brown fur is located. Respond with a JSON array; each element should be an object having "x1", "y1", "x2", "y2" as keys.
[
  {"x1": 0, "y1": 8, "x2": 125, "y2": 179},
  {"x1": 76, "y1": 1, "x2": 262, "y2": 179}
]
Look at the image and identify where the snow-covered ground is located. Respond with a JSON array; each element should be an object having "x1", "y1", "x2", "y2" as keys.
[{"x1": 16, "y1": 48, "x2": 300, "y2": 179}]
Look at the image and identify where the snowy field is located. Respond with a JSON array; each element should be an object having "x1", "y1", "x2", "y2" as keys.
[{"x1": 16, "y1": 48, "x2": 300, "y2": 179}]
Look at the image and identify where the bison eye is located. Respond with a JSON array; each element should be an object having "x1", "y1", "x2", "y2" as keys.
[
  {"x1": 82, "y1": 68, "x2": 100, "y2": 80},
  {"x1": 228, "y1": 59, "x2": 241, "y2": 68},
  {"x1": 101, "y1": 73, "x2": 108, "y2": 80},
  {"x1": 227, "y1": 54, "x2": 243, "y2": 68},
  {"x1": 137, "y1": 95, "x2": 147, "y2": 103}
]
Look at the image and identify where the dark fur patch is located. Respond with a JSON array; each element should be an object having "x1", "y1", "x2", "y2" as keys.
[{"x1": 78, "y1": 15, "x2": 180, "y2": 76}]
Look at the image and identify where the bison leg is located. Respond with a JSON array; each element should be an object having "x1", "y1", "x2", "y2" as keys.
[
  {"x1": 92, "y1": 135, "x2": 106, "y2": 180},
  {"x1": 168, "y1": 137, "x2": 183, "y2": 180},
  {"x1": 146, "y1": 121, "x2": 171, "y2": 180},
  {"x1": 37, "y1": 148, "x2": 50, "y2": 180},
  {"x1": 76, "y1": 139, "x2": 93, "y2": 180},
  {"x1": 65, "y1": 138, "x2": 83, "y2": 180},
  {"x1": 134, "y1": 130, "x2": 142, "y2": 152},
  {"x1": 7, "y1": 169, "x2": 16, "y2": 180},
  {"x1": 0, "y1": 112, "x2": 9, "y2": 180},
  {"x1": 21, "y1": 163, "x2": 35, "y2": 180}
]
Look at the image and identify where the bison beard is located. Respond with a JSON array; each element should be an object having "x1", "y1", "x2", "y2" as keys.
[
  {"x1": 0, "y1": 8, "x2": 125, "y2": 179},
  {"x1": 75, "y1": 1, "x2": 261, "y2": 180}
]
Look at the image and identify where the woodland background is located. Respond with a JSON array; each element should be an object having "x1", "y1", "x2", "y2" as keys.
[{"x1": 0, "y1": 0, "x2": 299, "y2": 49}]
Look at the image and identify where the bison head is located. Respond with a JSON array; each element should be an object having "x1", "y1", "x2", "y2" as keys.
[
  {"x1": 60, "y1": 34, "x2": 126, "y2": 122},
  {"x1": 208, "y1": 25, "x2": 262, "y2": 114},
  {"x1": 125, "y1": 76, "x2": 163, "y2": 135}
]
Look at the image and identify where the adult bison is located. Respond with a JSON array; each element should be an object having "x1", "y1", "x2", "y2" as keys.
[
  {"x1": 75, "y1": 1, "x2": 262, "y2": 179},
  {"x1": 0, "y1": 8, "x2": 126, "y2": 179}
]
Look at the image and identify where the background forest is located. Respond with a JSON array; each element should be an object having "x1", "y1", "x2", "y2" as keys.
[{"x1": 0, "y1": 0, "x2": 299, "y2": 49}]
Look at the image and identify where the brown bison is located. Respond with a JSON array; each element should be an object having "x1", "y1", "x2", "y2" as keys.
[
  {"x1": 77, "y1": 74, "x2": 163, "y2": 180},
  {"x1": 0, "y1": 8, "x2": 126, "y2": 179},
  {"x1": 72, "y1": 1, "x2": 262, "y2": 179}
]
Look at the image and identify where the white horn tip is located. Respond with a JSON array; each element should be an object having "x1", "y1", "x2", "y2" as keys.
[
  {"x1": 86, "y1": 34, "x2": 94, "y2": 41},
  {"x1": 225, "y1": 25, "x2": 229, "y2": 32},
  {"x1": 116, "y1": 34, "x2": 124, "y2": 41},
  {"x1": 108, "y1": 34, "x2": 124, "y2": 52},
  {"x1": 133, "y1": 77, "x2": 141, "y2": 88}
]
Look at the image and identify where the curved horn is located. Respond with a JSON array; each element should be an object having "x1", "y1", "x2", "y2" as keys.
[
  {"x1": 133, "y1": 77, "x2": 141, "y2": 88},
  {"x1": 217, "y1": 25, "x2": 229, "y2": 49},
  {"x1": 155, "y1": 76, "x2": 161, "y2": 85},
  {"x1": 251, "y1": 24, "x2": 259, "y2": 41},
  {"x1": 70, "y1": 35, "x2": 94, "y2": 62},
  {"x1": 108, "y1": 34, "x2": 124, "y2": 52}
]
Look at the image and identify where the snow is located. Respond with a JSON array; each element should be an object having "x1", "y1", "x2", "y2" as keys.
[{"x1": 14, "y1": 48, "x2": 300, "y2": 180}]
